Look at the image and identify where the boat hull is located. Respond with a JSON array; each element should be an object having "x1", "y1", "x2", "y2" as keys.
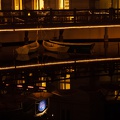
[
  {"x1": 43, "y1": 40, "x2": 95, "y2": 54},
  {"x1": 16, "y1": 41, "x2": 40, "y2": 54},
  {"x1": 42, "y1": 40, "x2": 69, "y2": 53}
]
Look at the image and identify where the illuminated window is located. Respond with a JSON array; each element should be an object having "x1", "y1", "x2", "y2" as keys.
[
  {"x1": 14, "y1": 0, "x2": 22, "y2": 10},
  {"x1": 60, "y1": 74, "x2": 70, "y2": 90},
  {"x1": 64, "y1": 0, "x2": 69, "y2": 9},
  {"x1": 59, "y1": 0, "x2": 63, "y2": 9},
  {"x1": 59, "y1": 0, "x2": 69, "y2": 9},
  {"x1": 36, "y1": 82, "x2": 46, "y2": 87},
  {"x1": 34, "y1": 0, "x2": 44, "y2": 10},
  {"x1": 17, "y1": 80, "x2": 25, "y2": 84}
]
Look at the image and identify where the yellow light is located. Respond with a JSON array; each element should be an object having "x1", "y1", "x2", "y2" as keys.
[
  {"x1": 40, "y1": 0, "x2": 44, "y2": 10},
  {"x1": 66, "y1": 74, "x2": 70, "y2": 78},
  {"x1": 66, "y1": 83, "x2": 70, "y2": 89},
  {"x1": 115, "y1": 90, "x2": 118, "y2": 96},
  {"x1": 64, "y1": 0, "x2": 69, "y2": 9},
  {"x1": 14, "y1": 0, "x2": 22, "y2": 10},
  {"x1": 42, "y1": 82, "x2": 46, "y2": 87},
  {"x1": 59, "y1": 0, "x2": 64, "y2": 9}
]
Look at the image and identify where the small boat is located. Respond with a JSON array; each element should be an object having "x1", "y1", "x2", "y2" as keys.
[
  {"x1": 42, "y1": 40, "x2": 69, "y2": 53},
  {"x1": 15, "y1": 41, "x2": 40, "y2": 54},
  {"x1": 42, "y1": 40, "x2": 95, "y2": 54}
]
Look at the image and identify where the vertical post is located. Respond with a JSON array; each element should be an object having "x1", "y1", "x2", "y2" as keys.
[
  {"x1": 111, "y1": 0, "x2": 113, "y2": 8},
  {"x1": 23, "y1": 9, "x2": 28, "y2": 25},
  {"x1": 0, "y1": 42, "x2": 2, "y2": 47},
  {"x1": 109, "y1": 7, "x2": 115, "y2": 21},
  {"x1": 50, "y1": 8, "x2": 53, "y2": 24},
  {"x1": 73, "y1": 8, "x2": 76, "y2": 23},
  {"x1": 59, "y1": 29, "x2": 64, "y2": 41},
  {"x1": 118, "y1": 42, "x2": 119, "y2": 55},
  {"x1": 104, "y1": 27, "x2": 108, "y2": 56},
  {"x1": 117, "y1": 0, "x2": 119, "y2": 18},
  {"x1": 24, "y1": 31, "x2": 29, "y2": 44}
]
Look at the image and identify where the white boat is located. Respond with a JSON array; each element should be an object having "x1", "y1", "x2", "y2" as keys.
[
  {"x1": 42, "y1": 40, "x2": 69, "y2": 53},
  {"x1": 49, "y1": 40, "x2": 94, "y2": 46},
  {"x1": 42, "y1": 40, "x2": 95, "y2": 53},
  {"x1": 15, "y1": 41, "x2": 40, "y2": 54}
]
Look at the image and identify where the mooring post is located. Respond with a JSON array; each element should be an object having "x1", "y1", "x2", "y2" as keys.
[
  {"x1": 24, "y1": 31, "x2": 29, "y2": 44},
  {"x1": 104, "y1": 27, "x2": 108, "y2": 56},
  {"x1": 59, "y1": 29, "x2": 64, "y2": 41}
]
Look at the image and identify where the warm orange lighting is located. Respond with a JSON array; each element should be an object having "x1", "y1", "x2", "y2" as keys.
[
  {"x1": 60, "y1": 74, "x2": 70, "y2": 90},
  {"x1": 1, "y1": 24, "x2": 120, "y2": 32},
  {"x1": 35, "y1": 108, "x2": 48, "y2": 117},
  {"x1": 59, "y1": 0, "x2": 64, "y2": 9},
  {"x1": 17, "y1": 80, "x2": 25, "y2": 84},
  {"x1": 17, "y1": 85, "x2": 23, "y2": 88},
  {"x1": 59, "y1": 0, "x2": 69, "y2": 9},
  {"x1": 34, "y1": 0, "x2": 44, "y2": 10},
  {"x1": 64, "y1": 0, "x2": 69, "y2": 9},
  {"x1": 42, "y1": 82, "x2": 46, "y2": 87},
  {"x1": 28, "y1": 86, "x2": 34, "y2": 88},
  {"x1": 2, "y1": 57, "x2": 120, "y2": 70},
  {"x1": 14, "y1": 0, "x2": 22, "y2": 10}
]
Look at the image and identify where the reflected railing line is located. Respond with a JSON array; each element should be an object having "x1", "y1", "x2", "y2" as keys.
[
  {"x1": 1, "y1": 24, "x2": 120, "y2": 32},
  {"x1": 76, "y1": 57, "x2": 120, "y2": 63},
  {"x1": 14, "y1": 25, "x2": 120, "y2": 31},
  {"x1": 0, "y1": 57, "x2": 120, "y2": 71}
]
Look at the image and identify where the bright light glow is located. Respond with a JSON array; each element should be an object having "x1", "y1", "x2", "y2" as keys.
[
  {"x1": 14, "y1": 0, "x2": 22, "y2": 10},
  {"x1": 59, "y1": 0, "x2": 64, "y2": 9},
  {"x1": 66, "y1": 83, "x2": 70, "y2": 89},
  {"x1": 0, "y1": 29, "x2": 14, "y2": 32},
  {"x1": 60, "y1": 82, "x2": 70, "y2": 90},
  {"x1": 60, "y1": 76, "x2": 70, "y2": 90},
  {"x1": 35, "y1": 108, "x2": 48, "y2": 117},
  {"x1": 66, "y1": 74, "x2": 70, "y2": 78},
  {"x1": 42, "y1": 82, "x2": 46, "y2": 87},
  {"x1": 6, "y1": 84, "x2": 9, "y2": 86},
  {"x1": 64, "y1": 0, "x2": 69, "y2": 9},
  {"x1": 34, "y1": 0, "x2": 44, "y2": 10},
  {"x1": 17, "y1": 85, "x2": 23, "y2": 88},
  {"x1": 28, "y1": 86, "x2": 34, "y2": 88},
  {"x1": 40, "y1": 0, "x2": 44, "y2": 10}
]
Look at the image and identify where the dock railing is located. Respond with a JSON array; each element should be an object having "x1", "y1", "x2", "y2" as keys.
[{"x1": 0, "y1": 8, "x2": 120, "y2": 29}]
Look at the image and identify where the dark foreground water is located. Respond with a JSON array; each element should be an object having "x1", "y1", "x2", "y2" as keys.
[{"x1": 0, "y1": 41, "x2": 120, "y2": 120}]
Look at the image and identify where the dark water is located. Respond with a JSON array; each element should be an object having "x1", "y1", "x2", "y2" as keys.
[{"x1": 0, "y1": 41, "x2": 120, "y2": 120}]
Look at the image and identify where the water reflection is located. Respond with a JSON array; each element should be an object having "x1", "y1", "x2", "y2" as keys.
[{"x1": 0, "y1": 42, "x2": 120, "y2": 119}]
